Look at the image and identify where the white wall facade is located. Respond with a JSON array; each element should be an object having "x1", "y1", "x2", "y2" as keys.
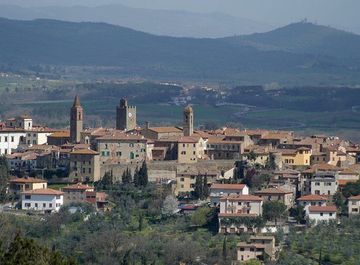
[
  {"x1": 0, "y1": 131, "x2": 26, "y2": 155},
  {"x1": 21, "y1": 194, "x2": 63, "y2": 212},
  {"x1": 308, "y1": 211, "x2": 336, "y2": 224}
]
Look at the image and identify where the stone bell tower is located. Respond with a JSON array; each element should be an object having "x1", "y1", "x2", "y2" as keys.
[
  {"x1": 70, "y1": 95, "x2": 83, "y2": 143},
  {"x1": 116, "y1": 98, "x2": 136, "y2": 131},
  {"x1": 183, "y1": 105, "x2": 194, "y2": 136}
]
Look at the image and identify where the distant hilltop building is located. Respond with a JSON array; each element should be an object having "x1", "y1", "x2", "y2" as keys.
[
  {"x1": 70, "y1": 95, "x2": 83, "y2": 143},
  {"x1": 116, "y1": 98, "x2": 136, "y2": 131}
]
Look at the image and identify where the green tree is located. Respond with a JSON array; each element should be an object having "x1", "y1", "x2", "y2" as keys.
[
  {"x1": 244, "y1": 260, "x2": 262, "y2": 265},
  {"x1": 193, "y1": 174, "x2": 203, "y2": 200},
  {"x1": 263, "y1": 201, "x2": 288, "y2": 225},
  {"x1": 265, "y1": 152, "x2": 277, "y2": 170},
  {"x1": 191, "y1": 207, "x2": 211, "y2": 227},
  {"x1": 333, "y1": 191, "x2": 347, "y2": 214},
  {"x1": 291, "y1": 205, "x2": 305, "y2": 224},
  {"x1": 247, "y1": 151, "x2": 257, "y2": 162},
  {"x1": 0, "y1": 156, "x2": 10, "y2": 202},
  {"x1": 222, "y1": 236, "x2": 227, "y2": 262},
  {"x1": 203, "y1": 174, "x2": 210, "y2": 199},
  {"x1": 138, "y1": 161, "x2": 148, "y2": 187},
  {"x1": 133, "y1": 166, "x2": 140, "y2": 187},
  {"x1": 122, "y1": 168, "x2": 132, "y2": 184}
]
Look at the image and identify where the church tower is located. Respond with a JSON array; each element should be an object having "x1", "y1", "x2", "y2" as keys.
[
  {"x1": 183, "y1": 105, "x2": 194, "y2": 136},
  {"x1": 116, "y1": 98, "x2": 136, "y2": 131},
  {"x1": 70, "y1": 95, "x2": 83, "y2": 143}
]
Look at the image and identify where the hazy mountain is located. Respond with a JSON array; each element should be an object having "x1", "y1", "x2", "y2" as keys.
[
  {"x1": 0, "y1": 18, "x2": 359, "y2": 83},
  {"x1": 0, "y1": 4, "x2": 272, "y2": 38},
  {"x1": 224, "y1": 22, "x2": 360, "y2": 59}
]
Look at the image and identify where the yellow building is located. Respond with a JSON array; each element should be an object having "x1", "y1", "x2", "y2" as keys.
[
  {"x1": 9, "y1": 177, "x2": 47, "y2": 197},
  {"x1": 177, "y1": 136, "x2": 205, "y2": 164},
  {"x1": 281, "y1": 147, "x2": 312, "y2": 166}
]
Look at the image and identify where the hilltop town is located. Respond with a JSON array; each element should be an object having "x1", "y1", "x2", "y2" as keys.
[{"x1": 1, "y1": 95, "x2": 360, "y2": 265}]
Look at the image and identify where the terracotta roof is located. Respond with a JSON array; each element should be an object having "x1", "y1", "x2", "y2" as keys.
[
  {"x1": 178, "y1": 136, "x2": 201, "y2": 143},
  {"x1": 220, "y1": 194, "x2": 262, "y2": 202},
  {"x1": 308, "y1": 206, "x2": 337, "y2": 213},
  {"x1": 338, "y1": 179, "x2": 358, "y2": 187},
  {"x1": 22, "y1": 188, "x2": 64, "y2": 196},
  {"x1": 297, "y1": 194, "x2": 327, "y2": 201},
  {"x1": 62, "y1": 183, "x2": 94, "y2": 191},
  {"x1": 49, "y1": 131, "x2": 70, "y2": 138},
  {"x1": 348, "y1": 195, "x2": 360, "y2": 200},
  {"x1": 211, "y1": 184, "x2": 246, "y2": 190},
  {"x1": 237, "y1": 242, "x2": 266, "y2": 249},
  {"x1": 302, "y1": 164, "x2": 343, "y2": 174},
  {"x1": 254, "y1": 187, "x2": 292, "y2": 195},
  {"x1": 70, "y1": 149, "x2": 99, "y2": 155},
  {"x1": 148, "y1": 127, "x2": 182, "y2": 133},
  {"x1": 9, "y1": 177, "x2": 47, "y2": 184},
  {"x1": 219, "y1": 213, "x2": 259, "y2": 217}
]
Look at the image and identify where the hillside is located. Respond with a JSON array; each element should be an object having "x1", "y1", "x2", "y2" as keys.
[
  {"x1": 0, "y1": 4, "x2": 272, "y2": 38},
  {"x1": 224, "y1": 22, "x2": 360, "y2": 59},
  {"x1": 0, "y1": 18, "x2": 359, "y2": 83}
]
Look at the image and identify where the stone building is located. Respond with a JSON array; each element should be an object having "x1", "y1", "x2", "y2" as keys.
[
  {"x1": 116, "y1": 98, "x2": 136, "y2": 131},
  {"x1": 177, "y1": 136, "x2": 205, "y2": 164},
  {"x1": 70, "y1": 95, "x2": 83, "y2": 143},
  {"x1": 69, "y1": 149, "x2": 100, "y2": 182},
  {"x1": 183, "y1": 105, "x2": 194, "y2": 137}
]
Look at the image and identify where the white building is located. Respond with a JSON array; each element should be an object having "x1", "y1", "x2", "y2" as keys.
[
  {"x1": 311, "y1": 175, "x2": 338, "y2": 197},
  {"x1": 0, "y1": 129, "x2": 27, "y2": 155},
  {"x1": 308, "y1": 206, "x2": 337, "y2": 224},
  {"x1": 210, "y1": 183, "x2": 249, "y2": 206},
  {"x1": 297, "y1": 194, "x2": 328, "y2": 214},
  {"x1": 21, "y1": 188, "x2": 64, "y2": 212},
  {"x1": 348, "y1": 195, "x2": 360, "y2": 215}
]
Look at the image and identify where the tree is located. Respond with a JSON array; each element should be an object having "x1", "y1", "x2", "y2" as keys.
[
  {"x1": 222, "y1": 236, "x2": 227, "y2": 262},
  {"x1": 203, "y1": 174, "x2": 210, "y2": 199},
  {"x1": 265, "y1": 152, "x2": 277, "y2": 170},
  {"x1": 291, "y1": 205, "x2": 305, "y2": 224},
  {"x1": 133, "y1": 166, "x2": 140, "y2": 187},
  {"x1": 96, "y1": 171, "x2": 113, "y2": 190},
  {"x1": 0, "y1": 156, "x2": 10, "y2": 202},
  {"x1": 138, "y1": 161, "x2": 148, "y2": 187},
  {"x1": 161, "y1": 195, "x2": 178, "y2": 216},
  {"x1": 244, "y1": 260, "x2": 262, "y2": 265},
  {"x1": 263, "y1": 201, "x2": 288, "y2": 225},
  {"x1": 233, "y1": 160, "x2": 247, "y2": 182},
  {"x1": 193, "y1": 174, "x2": 203, "y2": 200},
  {"x1": 191, "y1": 207, "x2": 211, "y2": 227},
  {"x1": 333, "y1": 191, "x2": 347, "y2": 215},
  {"x1": 122, "y1": 168, "x2": 132, "y2": 184},
  {"x1": 247, "y1": 151, "x2": 257, "y2": 162}
]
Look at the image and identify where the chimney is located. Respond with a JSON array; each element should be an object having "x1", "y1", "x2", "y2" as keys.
[{"x1": 145, "y1": 121, "x2": 150, "y2": 129}]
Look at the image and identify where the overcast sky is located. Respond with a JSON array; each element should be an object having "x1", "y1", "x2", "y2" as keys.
[{"x1": 0, "y1": 0, "x2": 359, "y2": 32}]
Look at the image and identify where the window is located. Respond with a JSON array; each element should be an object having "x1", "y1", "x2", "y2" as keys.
[
  {"x1": 49, "y1": 203, "x2": 52, "y2": 208},
  {"x1": 25, "y1": 195, "x2": 31, "y2": 200},
  {"x1": 35, "y1": 203, "x2": 38, "y2": 208},
  {"x1": 329, "y1": 213, "x2": 333, "y2": 216},
  {"x1": 43, "y1": 203, "x2": 46, "y2": 207},
  {"x1": 240, "y1": 248, "x2": 245, "y2": 251},
  {"x1": 180, "y1": 178, "x2": 185, "y2": 182},
  {"x1": 315, "y1": 182, "x2": 320, "y2": 186},
  {"x1": 82, "y1": 168, "x2": 86, "y2": 173},
  {"x1": 11, "y1": 136, "x2": 14, "y2": 142},
  {"x1": 4, "y1": 137, "x2": 7, "y2": 142},
  {"x1": 193, "y1": 151, "x2": 196, "y2": 155},
  {"x1": 56, "y1": 196, "x2": 60, "y2": 199},
  {"x1": 116, "y1": 152, "x2": 122, "y2": 157},
  {"x1": 88, "y1": 168, "x2": 91, "y2": 174},
  {"x1": 25, "y1": 203, "x2": 31, "y2": 207},
  {"x1": 320, "y1": 213, "x2": 323, "y2": 216}
]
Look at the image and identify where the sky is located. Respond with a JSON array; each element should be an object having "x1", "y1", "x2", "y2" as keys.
[{"x1": 0, "y1": 0, "x2": 359, "y2": 32}]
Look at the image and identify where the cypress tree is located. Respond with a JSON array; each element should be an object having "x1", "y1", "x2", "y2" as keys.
[
  {"x1": 133, "y1": 166, "x2": 140, "y2": 187},
  {"x1": 194, "y1": 174, "x2": 203, "y2": 200},
  {"x1": 139, "y1": 161, "x2": 148, "y2": 187}
]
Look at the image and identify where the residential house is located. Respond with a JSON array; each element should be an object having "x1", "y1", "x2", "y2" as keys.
[
  {"x1": 348, "y1": 195, "x2": 360, "y2": 215},
  {"x1": 297, "y1": 194, "x2": 328, "y2": 214},
  {"x1": 62, "y1": 183, "x2": 94, "y2": 204},
  {"x1": 308, "y1": 206, "x2": 337, "y2": 224},
  {"x1": 310, "y1": 173, "x2": 338, "y2": 197},
  {"x1": 210, "y1": 183, "x2": 249, "y2": 206},
  {"x1": 254, "y1": 187, "x2": 294, "y2": 208},
  {"x1": 237, "y1": 236, "x2": 276, "y2": 262},
  {"x1": 8, "y1": 177, "x2": 47, "y2": 197},
  {"x1": 280, "y1": 147, "x2": 312, "y2": 167},
  {"x1": 141, "y1": 126, "x2": 183, "y2": 140},
  {"x1": 21, "y1": 188, "x2": 64, "y2": 212},
  {"x1": 206, "y1": 137, "x2": 243, "y2": 160},
  {"x1": 218, "y1": 195, "x2": 263, "y2": 234}
]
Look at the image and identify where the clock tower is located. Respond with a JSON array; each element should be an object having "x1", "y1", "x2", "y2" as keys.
[{"x1": 116, "y1": 98, "x2": 136, "y2": 131}]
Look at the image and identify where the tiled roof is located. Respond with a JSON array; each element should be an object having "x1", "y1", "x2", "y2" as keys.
[
  {"x1": 62, "y1": 183, "x2": 94, "y2": 191},
  {"x1": 220, "y1": 195, "x2": 262, "y2": 202},
  {"x1": 49, "y1": 131, "x2": 70, "y2": 138},
  {"x1": 254, "y1": 187, "x2": 292, "y2": 195},
  {"x1": 178, "y1": 136, "x2": 201, "y2": 143},
  {"x1": 297, "y1": 194, "x2": 327, "y2": 201},
  {"x1": 9, "y1": 177, "x2": 47, "y2": 184},
  {"x1": 219, "y1": 213, "x2": 259, "y2": 217},
  {"x1": 70, "y1": 149, "x2": 99, "y2": 155},
  {"x1": 22, "y1": 188, "x2": 64, "y2": 196},
  {"x1": 148, "y1": 127, "x2": 182, "y2": 133},
  {"x1": 348, "y1": 195, "x2": 360, "y2": 200},
  {"x1": 338, "y1": 179, "x2": 358, "y2": 187},
  {"x1": 302, "y1": 164, "x2": 343, "y2": 174},
  {"x1": 237, "y1": 242, "x2": 266, "y2": 249},
  {"x1": 308, "y1": 206, "x2": 337, "y2": 213},
  {"x1": 211, "y1": 184, "x2": 246, "y2": 190}
]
